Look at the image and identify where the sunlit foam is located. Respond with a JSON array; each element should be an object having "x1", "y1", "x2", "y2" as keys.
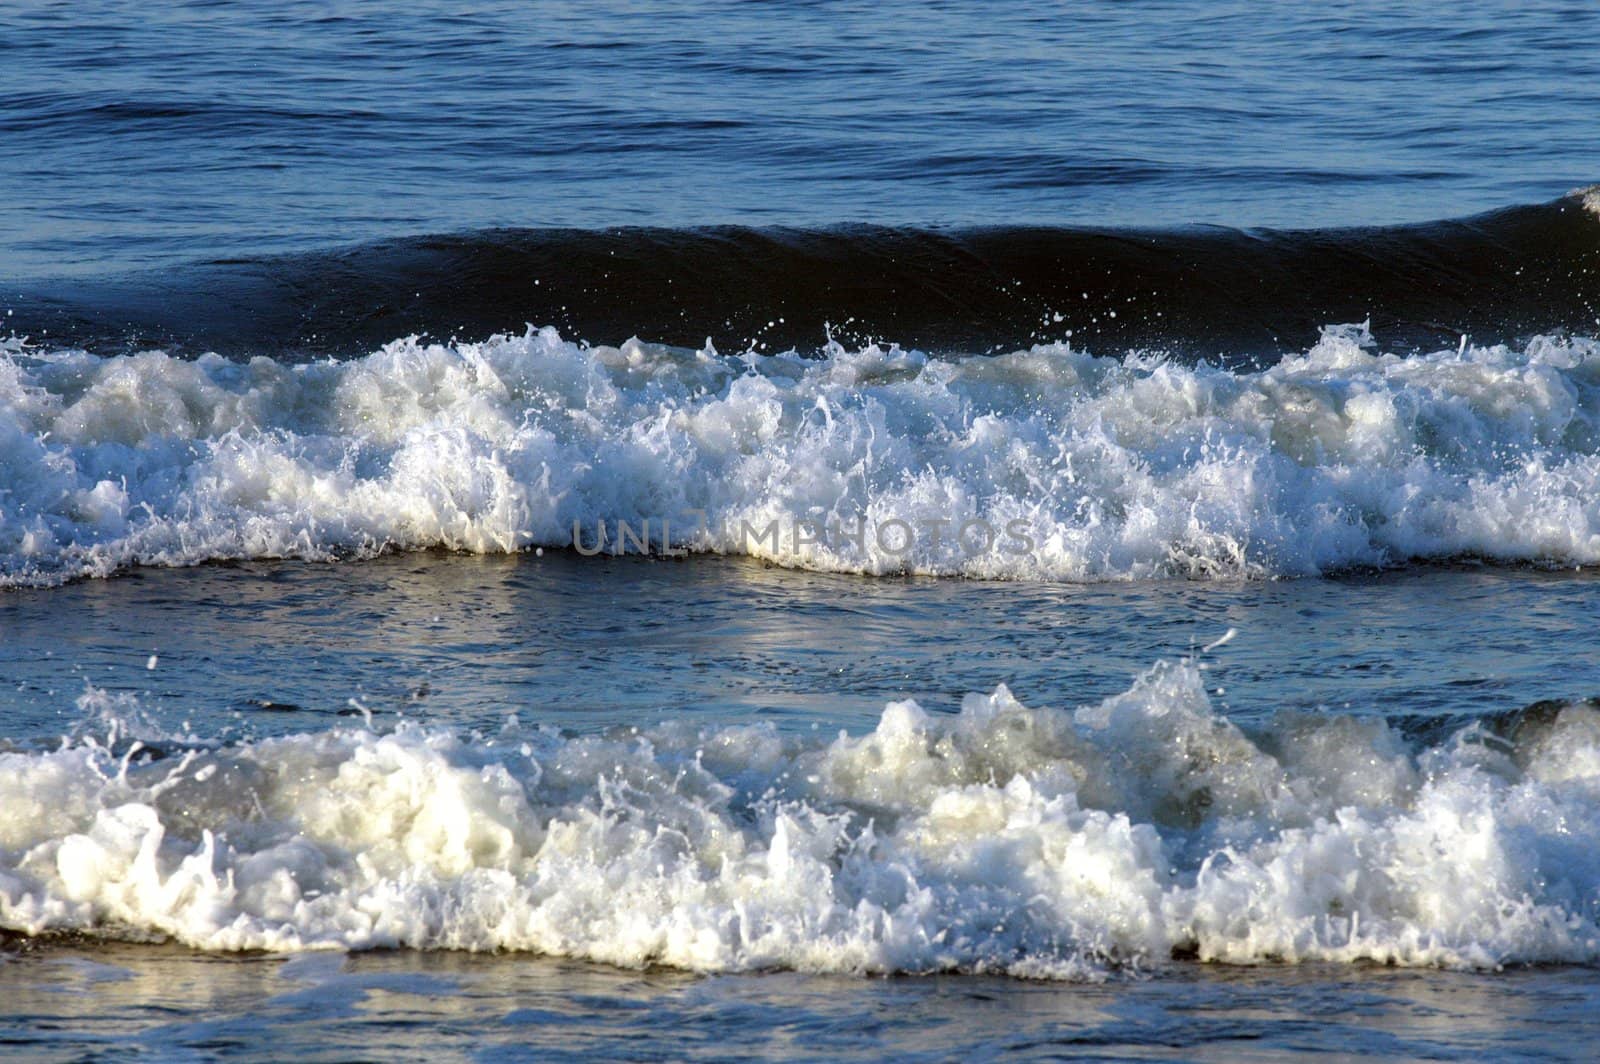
[
  {"x1": 4, "y1": 663, "x2": 1600, "y2": 975},
  {"x1": 2, "y1": 323, "x2": 1598, "y2": 586}
]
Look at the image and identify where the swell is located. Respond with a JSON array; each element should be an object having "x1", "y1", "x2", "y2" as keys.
[{"x1": 6, "y1": 192, "x2": 1598, "y2": 362}]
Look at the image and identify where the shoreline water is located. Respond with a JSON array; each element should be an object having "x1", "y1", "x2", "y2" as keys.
[
  {"x1": 4, "y1": 553, "x2": 1598, "y2": 982},
  {"x1": 8, "y1": 938, "x2": 1599, "y2": 1061}
]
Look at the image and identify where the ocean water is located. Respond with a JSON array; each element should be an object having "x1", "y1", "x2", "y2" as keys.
[{"x1": 4, "y1": 1, "x2": 1600, "y2": 1060}]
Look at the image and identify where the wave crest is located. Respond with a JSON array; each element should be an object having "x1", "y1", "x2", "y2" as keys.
[
  {"x1": 5, "y1": 662, "x2": 1600, "y2": 975},
  {"x1": 3, "y1": 324, "x2": 1599, "y2": 586},
  {"x1": 9, "y1": 194, "x2": 1600, "y2": 359}
]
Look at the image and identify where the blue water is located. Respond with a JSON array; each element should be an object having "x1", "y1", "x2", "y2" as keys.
[
  {"x1": 5, "y1": 2, "x2": 1600, "y2": 1060},
  {"x1": 5, "y1": 0, "x2": 1600, "y2": 278}
]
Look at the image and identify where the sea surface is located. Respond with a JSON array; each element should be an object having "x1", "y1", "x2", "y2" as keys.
[{"x1": 4, "y1": 1, "x2": 1600, "y2": 1060}]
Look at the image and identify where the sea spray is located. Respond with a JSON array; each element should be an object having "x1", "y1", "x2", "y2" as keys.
[
  {"x1": 4, "y1": 662, "x2": 1600, "y2": 975},
  {"x1": 2, "y1": 324, "x2": 1598, "y2": 586}
]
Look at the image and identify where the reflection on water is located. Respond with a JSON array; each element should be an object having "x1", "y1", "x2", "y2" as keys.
[
  {"x1": 4, "y1": 937, "x2": 1597, "y2": 1061},
  {"x1": 2, "y1": 552, "x2": 1597, "y2": 741},
  {"x1": 4, "y1": 554, "x2": 1600, "y2": 1057}
]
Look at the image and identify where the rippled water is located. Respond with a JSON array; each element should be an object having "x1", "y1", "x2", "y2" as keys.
[
  {"x1": 4, "y1": 0, "x2": 1600, "y2": 278},
  {"x1": 6, "y1": 552, "x2": 1598, "y2": 740},
  {"x1": 8, "y1": 943, "x2": 1600, "y2": 1061}
]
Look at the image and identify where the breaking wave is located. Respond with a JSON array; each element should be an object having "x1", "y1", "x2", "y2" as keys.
[
  {"x1": 5, "y1": 660, "x2": 1600, "y2": 977},
  {"x1": 2, "y1": 321, "x2": 1599, "y2": 586}
]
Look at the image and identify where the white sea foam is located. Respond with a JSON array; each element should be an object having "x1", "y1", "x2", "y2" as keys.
[
  {"x1": 1577, "y1": 183, "x2": 1600, "y2": 217},
  {"x1": 2, "y1": 324, "x2": 1599, "y2": 586},
  {"x1": 4, "y1": 664, "x2": 1599, "y2": 976}
]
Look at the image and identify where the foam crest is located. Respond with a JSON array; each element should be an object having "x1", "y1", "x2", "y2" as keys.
[
  {"x1": 3, "y1": 324, "x2": 1599, "y2": 586},
  {"x1": 5, "y1": 663, "x2": 1600, "y2": 976}
]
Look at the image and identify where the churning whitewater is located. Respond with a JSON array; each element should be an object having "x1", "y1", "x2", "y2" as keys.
[
  {"x1": 2, "y1": 322, "x2": 1599, "y2": 587},
  {"x1": 4, "y1": 660, "x2": 1600, "y2": 977}
]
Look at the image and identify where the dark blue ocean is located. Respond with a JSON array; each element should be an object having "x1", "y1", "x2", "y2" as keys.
[
  {"x1": 4, "y1": 2, "x2": 1600, "y2": 1059},
  {"x1": 6, "y1": 0, "x2": 1600, "y2": 278}
]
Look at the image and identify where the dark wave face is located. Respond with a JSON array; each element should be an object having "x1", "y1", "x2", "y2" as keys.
[{"x1": 9, "y1": 192, "x2": 1599, "y2": 361}]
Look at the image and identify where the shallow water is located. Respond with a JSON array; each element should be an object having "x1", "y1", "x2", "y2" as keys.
[
  {"x1": 3, "y1": 552, "x2": 1599, "y2": 741},
  {"x1": 6, "y1": 553, "x2": 1600, "y2": 1057},
  {"x1": 7, "y1": 940, "x2": 1600, "y2": 1061}
]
